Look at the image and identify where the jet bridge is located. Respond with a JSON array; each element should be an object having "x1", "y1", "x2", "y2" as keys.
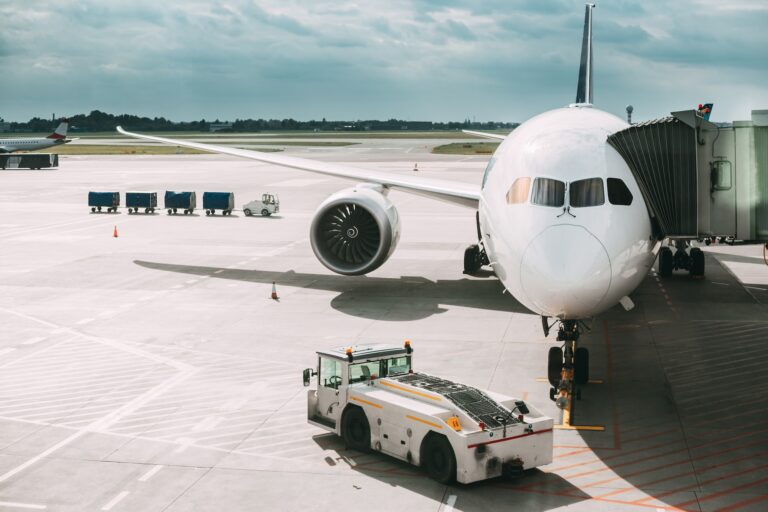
[{"x1": 607, "y1": 109, "x2": 768, "y2": 242}]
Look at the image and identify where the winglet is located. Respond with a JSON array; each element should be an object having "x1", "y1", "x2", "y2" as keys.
[{"x1": 575, "y1": 3, "x2": 595, "y2": 105}]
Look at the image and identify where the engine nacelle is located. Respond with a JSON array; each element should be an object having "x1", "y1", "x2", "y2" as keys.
[{"x1": 310, "y1": 185, "x2": 400, "y2": 275}]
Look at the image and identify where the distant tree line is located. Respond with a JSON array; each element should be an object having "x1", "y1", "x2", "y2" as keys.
[{"x1": 8, "y1": 110, "x2": 518, "y2": 133}]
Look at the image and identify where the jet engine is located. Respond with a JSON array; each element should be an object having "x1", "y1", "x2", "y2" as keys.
[{"x1": 310, "y1": 185, "x2": 400, "y2": 276}]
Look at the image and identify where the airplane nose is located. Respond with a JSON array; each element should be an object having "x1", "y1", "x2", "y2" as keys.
[{"x1": 520, "y1": 225, "x2": 611, "y2": 318}]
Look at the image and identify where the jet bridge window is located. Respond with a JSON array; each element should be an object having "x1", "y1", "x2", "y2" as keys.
[
  {"x1": 569, "y1": 178, "x2": 604, "y2": 207},
  {"x1": 506, "y1": 177, "x2": 531, "y2": 204},
  {"x1": 607, "y1": 178, "x2": 633, "y2": 205},
  {"x1": 531, "y1": 178, "x2": 565, "y2": 207}
]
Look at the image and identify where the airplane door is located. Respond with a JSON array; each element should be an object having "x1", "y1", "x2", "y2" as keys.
[{"x1": 316, "y1": 357, "x2": 345, "y2": 428}]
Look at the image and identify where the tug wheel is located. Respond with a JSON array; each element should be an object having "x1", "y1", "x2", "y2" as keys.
[
  {"x1": 574, "y1": 347, "x2": 589, "y2": 386},
  {"x1": 548, "y1": 347, "x2": 563, "y2": 387},
  {"x1": 421, "y1": 433, "x2": 456, "y2": 484},
  {"x1": 341, "y1": 406, "x2": 370, "y2": 452}
]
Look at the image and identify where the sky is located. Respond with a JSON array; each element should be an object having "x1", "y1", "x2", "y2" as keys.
[{"x1": 1, "y1": 0, "x2": 767, "y2": 124}]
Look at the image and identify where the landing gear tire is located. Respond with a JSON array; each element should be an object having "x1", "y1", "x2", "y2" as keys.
[
  {"x1": 341, "y1": 406, "x2": 370, "y2": 453},
  {"x1": 574, "y1": 347, "x2": 589, "y2": 386},
  {"x1": 463, "y1": 244, "x2": 482, "y2": 275},
  {"x1": 690, "y1": 247, "x2": 705, "y2": 277},
  {"x1": 659, "y1": 246, "x2": 673, "y2": 277},
  {"x1": 548, "y1": 346, "x2": 563, "y2": 387},
  {"x1": 421, "y1": 434, "x2": 457, "y2": 484}
]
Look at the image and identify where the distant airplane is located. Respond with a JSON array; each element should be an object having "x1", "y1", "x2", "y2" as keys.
[{"x1": 0, "y1": 120, "x2": 75, "y2": 153}]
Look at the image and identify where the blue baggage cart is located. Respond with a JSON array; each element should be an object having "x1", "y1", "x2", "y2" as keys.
[
  {"x1": 203, "y1": 192, "x2": 235, "y2": 216},
  {"x1": 164, "y1": 191, "x2": 196, "y2": 215},
  {"x1": 126, "y1": 192, "x2": 157, "y2": 214},
  {"x1": 88, "y1": 191, "x2": 120, "y2": 213}
]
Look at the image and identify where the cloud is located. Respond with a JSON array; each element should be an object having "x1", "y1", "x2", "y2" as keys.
[{"x1": 0, "y1": 0, "x2": 766, "y2": 123}]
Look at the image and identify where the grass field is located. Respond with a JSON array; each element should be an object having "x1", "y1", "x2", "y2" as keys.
[
  {"x1": 431, "y1": 142, "x2": 499, "y2": 155},
  {"x1": 6, "y1": 130, "x2": 509, "y2": 139},
  {"x1": 36, "y1": 145, "x2": 281, "y2": 155}
]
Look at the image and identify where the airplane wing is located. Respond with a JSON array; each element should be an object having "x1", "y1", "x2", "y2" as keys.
[
  {"x1": 116, "y1": 127, "x2": 480, "y2": 208},
  {"x1": 462, "y1": 129, "x2": 507, "y2": 141}
]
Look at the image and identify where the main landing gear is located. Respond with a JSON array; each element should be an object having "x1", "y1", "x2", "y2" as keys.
[
  {"x1": 543, "y1": 318, "x2": 604, "y2": 431},
  {"x1": 658, "y1": 240, "x2": 705, "y2": 278},
  {"x1": 463, "y1": 212, "x2": 490, "y2": 275}
]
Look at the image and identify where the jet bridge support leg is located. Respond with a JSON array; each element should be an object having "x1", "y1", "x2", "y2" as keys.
[{"x1": 547, "y1": 320, "x2": 604, "y2": 432}]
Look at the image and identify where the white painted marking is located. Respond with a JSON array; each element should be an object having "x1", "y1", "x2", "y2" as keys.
[
  {"x1": 342, "y1": 455, "x2": 357, "y2": 467},
  {"x1": 138, "y1": 464, "x2": 164, "y2": 482},
  {"x1": 76, "y1": 318, "x2": 94, "y2": 325},
  {"x1": 0, "y1": 348, "x2": 17, "y2": 357},
  {"x1": 264, "y1": 177, "x2": 325, "y2": 188},
  {"x1": 98, "y1": 310, "x2": 115, "y2": 317},
  {"x1": 237, "y1": 261, "x2": 248, "y2": 266},
  {"x1": 101, "y1": 491, "x2": 129, "y2": 511},
  {"x1": 192, "y1": 415, "x2": 224, "y2": 432},
  {"x1": 0, "y1": 502, "x2": 46, "y2": 510},
  {"x1": 22, "y1": 337, "x2": 46, "y2": 346},
  {"x1": 174, "y1": 437, "x2": 193, "y2": 453},
  {"x1": 442, "y1": 495, "x2": 457, "y2": 512},
  {"x1": 171, "y1": 285, "x2": 183, "y2": 289},
  {"x1": 184, "y1": 279, "x2": 196, "y2": 285},
  {"x1": 213, "y1": 270, "x2": 224, "y2": 274}
]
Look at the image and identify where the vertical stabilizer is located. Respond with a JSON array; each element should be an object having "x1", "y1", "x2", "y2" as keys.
[{"x1": 575, "y1": 3, "x2": 595, "y2": 105}]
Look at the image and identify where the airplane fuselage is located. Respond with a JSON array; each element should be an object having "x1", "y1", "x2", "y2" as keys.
[
  {"x1": 0, "y1": 137, "x2": 66, "y2": 153},
  {"x1": 479, "y1": 105, "x2": 656, "y2": 319}
]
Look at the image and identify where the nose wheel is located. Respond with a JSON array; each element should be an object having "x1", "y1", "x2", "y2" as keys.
[
  {"x1": 546, "y1": 320, "x2": 604, "y2": 431},
  {"x1": 463, "y1": 244, "x2": 489, "y2": 275}
]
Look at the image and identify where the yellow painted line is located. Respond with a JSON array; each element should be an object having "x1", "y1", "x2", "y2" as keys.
[
  {"x1": 406, "y1": 414, "x2": 443, "y2": 429},
  {"x1": 350, "y1": 396, "x2": 382, "y2": 409},
  {"x1": 554, "y1": 424, "x2": 605, "y2": 431},
  {"x1": 379, "y1": 380, "x2": 441, "y2": 401}
]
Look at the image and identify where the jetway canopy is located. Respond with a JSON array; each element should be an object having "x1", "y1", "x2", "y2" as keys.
[{"x1": 607, "y1": 109, "x2": 768, "y2": 242}]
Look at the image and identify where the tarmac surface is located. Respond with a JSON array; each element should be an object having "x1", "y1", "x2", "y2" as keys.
[{"x1": 1, "y1": 147, "x2": 767, "y2": 511}]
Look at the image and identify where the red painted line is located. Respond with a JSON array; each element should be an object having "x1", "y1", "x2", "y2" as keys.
[
  {"x1": 467, "y1": 428, "x2": 552, "y2": 449},
  {"x1": 641, "y1": 462, "x2": 768, "y2": 505},
  {"x1": 592, "y1": 449, "x2": 768, "y2": 499},
  {"x1": 715, "y1": 493, "x2": 768, "y2": 511},
  {"x1": 673, "y1": 474, "x2": 768, "y2": 509},
  {"x1": 603, "y1": 324, "x2": 621, "y2": 452}
]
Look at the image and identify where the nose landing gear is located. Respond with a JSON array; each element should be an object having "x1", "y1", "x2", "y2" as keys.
[{"x1": 545, "y1": 319, "x2": 604, "y2": 431}]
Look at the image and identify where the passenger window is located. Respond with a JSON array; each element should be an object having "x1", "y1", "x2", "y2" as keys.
[
  {"x1": 481, "y1": 157, "x2": 496, "y2": 189},
  {"x1": 570, "y1": 178, "x2": 604, "y2": 207},
  {"x1": 531, "y1": 178, "x2": 565, "y2": 207},
  {"x1": 320, "y1": 357, "x2": 342, "y2": 389},
  {"x1": 607, "y1": 178, "x2": 633, "y2": 205},
  {"x1": 506, "y1": 177, "x2": 531, "y2": 204}
]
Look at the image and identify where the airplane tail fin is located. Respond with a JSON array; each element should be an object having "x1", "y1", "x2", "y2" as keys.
[
  {"x1": 575, "y1": 3, "x2": 595, "y2": 105},
  {"x1": 46, "y1": 119, "x2": 69, "y2": 139}
]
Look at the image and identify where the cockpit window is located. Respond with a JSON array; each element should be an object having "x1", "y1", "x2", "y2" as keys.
[
  {"x1": 569, "y1": 178, "x2": 604, "y2": 207},
  {"x1": 607, "y1": 178, "x2": 633, "y2": 205},
  {"x1": 531, "y1": 178, "x2": 565, "y2": 207},
  {"x1": 481, "y1": 157, "x2": 496, "y2": 189},
  {"x1": 506, "y1": 177, "x2": 531, "y2": 204}
]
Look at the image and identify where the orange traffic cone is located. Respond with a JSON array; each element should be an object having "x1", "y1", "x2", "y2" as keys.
[
  {"x1": 271, "y1": 281, "x2": 279, "y2": 300},
  {"x1": 113, "y1": 226, "x2": 119, "y2": 238}
]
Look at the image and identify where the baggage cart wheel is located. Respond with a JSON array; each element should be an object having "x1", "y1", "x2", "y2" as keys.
[
  {"x1": 173, "y1": 208, "x2": 178, "y2": 214},
  {"x1": 145, "y1": 208, "x2": 149, "y2": 214},
  {"x1": 91, "y1": 207, "x2": 96, "y2": 213},
  {"x1": 167, "y1": 209, "x2": 172, "y2": 215},
  {"x1": 244, "y1": 209, "x2": 252, "y2": 216},
  {"x1": 574, "y1": 347, "x2": 589, "y2": 386},
  {"x1": 421, "y1": 433, "x2": 457, "y2": 484},
  {"x1": 98, "y1": 207, "x2": 102, "y2": 212},
  {"x1": 262, "y1": 209, "x2": 270, "y2": 217},
  {"x1": 341, "y1": 406, "x2": 370, "y2": 453},
  {"x1": 548, "y1": 346, "x2": 563, "y2": 387},
  {"x1": 206, "y1": 210, "x2": 210, "y2": 216}
]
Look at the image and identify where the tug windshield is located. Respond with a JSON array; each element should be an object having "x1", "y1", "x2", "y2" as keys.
[{"x1": 348, "y1": 355, "x2": 412, "y2": 383}]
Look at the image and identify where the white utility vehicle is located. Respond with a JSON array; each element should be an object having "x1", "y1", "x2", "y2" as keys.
[
  {"x1": 242, "y1": 193, "x2": 279, "y2": 217},
  {"x1": 303, "y1": 342, "x2": 553, "y2": 484}
]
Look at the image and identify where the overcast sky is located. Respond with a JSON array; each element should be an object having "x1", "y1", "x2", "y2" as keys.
[{"x1": 1, "y1": 0, "x2": 766, "y2": 124}]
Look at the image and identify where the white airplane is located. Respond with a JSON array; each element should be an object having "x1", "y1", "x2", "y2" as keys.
[
  {"x1": 0, "y1": 120, "x2": 75, "y2": 153},
  {"x1": 119, "y1": 5, "x2": 667, "y2": 403}
]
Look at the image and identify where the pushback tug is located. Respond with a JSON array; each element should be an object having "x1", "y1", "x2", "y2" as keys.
[{"x1": 303, "y1": 341, "x2": 553, "y2": 484}]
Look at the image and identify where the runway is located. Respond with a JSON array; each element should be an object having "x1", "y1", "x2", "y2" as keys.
[{"x1": 1, "y1": 150, "x2": 767, "y2": 511}]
